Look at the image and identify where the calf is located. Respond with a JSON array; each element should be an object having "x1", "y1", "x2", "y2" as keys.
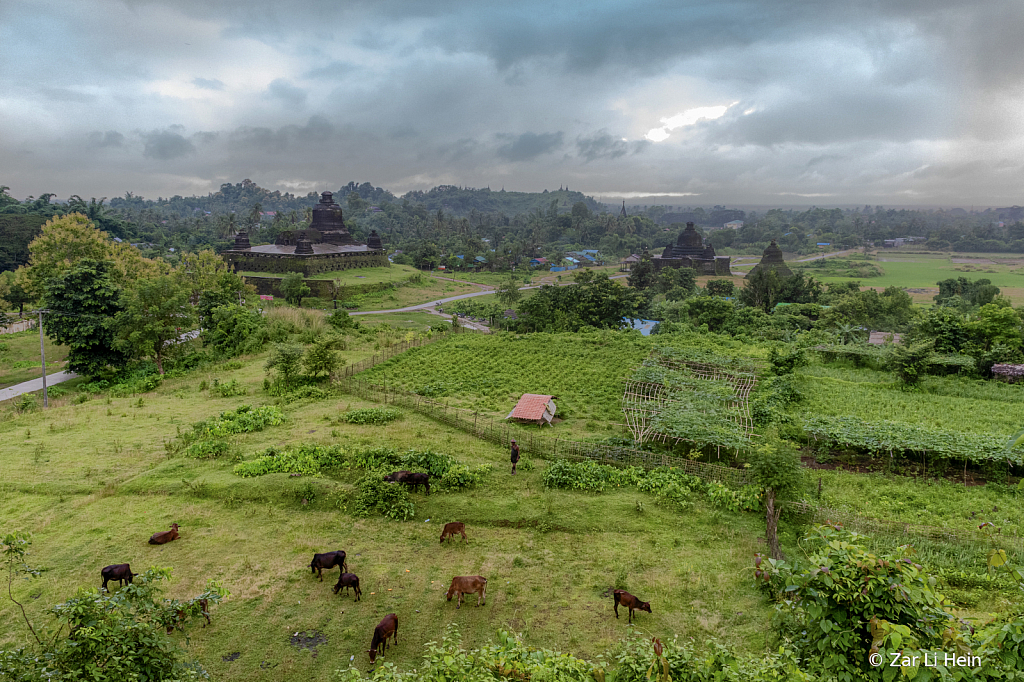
[
  {"x1": 166, "y1": 598, "x2": 210, "y2": 634},
  {"x1": 309, "y1": 551, "x2": 348, "y2": 581},
  {"x1": 333, "y1": 573, "x2": 362, "y2": 601},
  {"x1": 101, "y1": 564, "x2": 135, "y2": 591},
  {"x1": 368, "y1": 613, "x2": 398, "y2": 663},
  {"x1": 149, "y1": 523, "x2": 180, "y2": 545},
  {"x1": 439, "y1": 522, "x2": 467, "y2": 544},
  {"x1": 446, "y1": 576, "x2": 486, "y2": 609},
  {"x1": 612, "y1": 589, "x2": 651, "y2": 624}
]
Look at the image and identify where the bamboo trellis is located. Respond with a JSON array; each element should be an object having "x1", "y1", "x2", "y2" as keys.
[{"x1": 621, "y1": 352, "x2": 759, "y2": 446}]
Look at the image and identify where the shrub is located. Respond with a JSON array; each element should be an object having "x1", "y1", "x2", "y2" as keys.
[
  {"x1": 233, "y1": 443, "x2": 347, "y2": 477},
  {"x1": 264, "y1": 343, "x2": 304, "y2": 386},
  {"x1": 353, "y1": 470, "x2": 415, "y2": 520},
  {"x1": 542, "y1": 458, "x2": 615, "y2": 492},
  {"x1": 281, "y1": 385, "x2": 333, "y2": 403},
  {"x1": 336, "y1": 407, "x2": 402, "y2": 425},
  {"x1": 190, "y1": 404, "x2": 284, "y2": 439},
  {"x1": 211, "y1": 378, "x2": 247, "y2": 397},
  {"x1": 184, "y1": 439, "x2": 231, "y2": 459}
]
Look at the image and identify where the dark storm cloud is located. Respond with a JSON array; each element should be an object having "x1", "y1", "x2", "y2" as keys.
[
  {"x1": 265, "y1": 79, "x2": 308, "y2": 106},
  {"x1": 496, "y1": 132, "x2": 564, "y2": 162},
  {"x1": 192, "y1": 77, "x2": 225, "y2": 90},
  {"x1": 576, "y1": 131, "x2": 649, "y2": 162},
  {"x1": 5, "y1": 0, "x2": 1024, "y2": 204},
  {"x1": 88, "y1": 131, "x2": 125, "y2": 148},
  {"x1": 141, "y1": 129, "x2": 196, "y2": 160},
  {"x1": 228, "y1": 116, "x2": 336, "y2": 155}
]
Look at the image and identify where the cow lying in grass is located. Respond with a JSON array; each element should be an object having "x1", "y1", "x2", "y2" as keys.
[
  {"x1": 613, "y1": 589, "x2": 651, "y2": 624},
  {"x1": 149, "y1": 523, "x2": 180, "y2": 545},
  {"x1": 446, "y1": 576, "x2": 486, "y2": 608},
  {"x1": 309, "y1": 551, "x2": 348, "y2": 582}
]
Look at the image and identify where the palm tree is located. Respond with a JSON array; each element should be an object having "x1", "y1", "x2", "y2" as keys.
[{"x1": 220, "y1": 213, "x2": 238, "y2": 238}]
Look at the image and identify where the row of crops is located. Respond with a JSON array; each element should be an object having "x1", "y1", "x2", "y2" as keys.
[{"x1": 358, "y1": 331, "x2": 1024, "y2": 469}]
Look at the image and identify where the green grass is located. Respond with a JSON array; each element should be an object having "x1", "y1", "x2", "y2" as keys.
[
  {"x1": 238, "y1": 264, "x2": 423, "y2": 283},
  {"x1": 0, "y1": 328, "x2": 68, "y2": 390},
  {"x1": 3, "y1": 332, "x2": 1024, "y2": 680},
  {"x1": 0, "y1": 351, "x2": 775, "y2": 680},
  {"x1": 792, "y1": 371, "x2": 1024, "y2": 437}
]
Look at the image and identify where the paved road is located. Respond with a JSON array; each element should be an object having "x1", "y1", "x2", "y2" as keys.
[{"x1": 0, "y1": 370, "x2": 78, "y2": 403}]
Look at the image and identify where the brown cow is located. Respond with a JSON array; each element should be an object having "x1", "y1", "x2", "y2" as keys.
[
  {"x1": 439, "y1": 522, "x2": 467, "y2": 544},
  {"x1": 149, "y1": 523, "x2": 180, "y2": 545},
  {"x1": 166, "y1": 598, "x2": 210, "y2": 634},
  {"x1": 309, "y1": 551, "x2": 348, "y2": 581},
  {"x1": 333, "y1": 573, "x2": 362, "y2": 600},
  {"x1": 613, "y1": 589, "x2": 651, "y2": 624},
  {"x1": 368, "y1": 613, "x2": 398, "y2": 663},
  {"x1": 446, "y1": 576, "x2": 486, "y2": 608},
  {"x1": 100, "y1": 564, "x2": 134, "y2": 591}
]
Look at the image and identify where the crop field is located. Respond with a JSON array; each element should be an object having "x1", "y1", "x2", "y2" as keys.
[
  {"x1": 0, "y1": 328, "x2": 68, "y2": 390},
  {"x1": 0, "y1": 348, "x2": 777, "y2": 681},
  {"x1": 335, "y1": 278, "x2": 476, "y2": 312}
]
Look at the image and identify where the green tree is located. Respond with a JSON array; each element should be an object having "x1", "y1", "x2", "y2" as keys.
[
  {"x1": 738, "y1": 268, "x2": 784, "y2": 313},
  {"x1": 204, "y1": 304, "x2": 268, "y2": 357},
  {"x1": 265, "y1": 343, "x2": 305, "y2": 386},
  {"x1": 495, "y1": 275, "x2": 522, "y2": 308},
  {"x1": 885, "y1": 339, "x2": 934, "y2": 386},
  {"x1": 304, "y1": 338, "x2": 343, "y2": 379},
  {"x1": 748, "y1": 431, "x2": 803, "y2": 559},
  {"x1": 626, "y1": 253, "x2": 656, "y2": 290},
  {"x1": 705, "y1": 279, "x2": 735, "y2": 297},
  {"x1": 279, "y1": 272, "x2": 311, "y2": 307},
  {"x1": 113, "y1": 276, "x2": 194, "y2": 374},
  {"x1": 43, "y1": 259, "x2": 128, "y2": 377}
]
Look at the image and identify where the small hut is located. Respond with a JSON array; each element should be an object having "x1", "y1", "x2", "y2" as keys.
[
  {"x1": 506, "y1": 393, "x2": 557, "y2": 426},
  {"x1": 867, "y1": 331, "x2": 902, "y2": 345}
]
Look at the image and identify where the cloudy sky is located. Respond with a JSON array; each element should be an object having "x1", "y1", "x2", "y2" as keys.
[{"x1": 2, "y1": 0, "x2": 1024, "y2": 206}]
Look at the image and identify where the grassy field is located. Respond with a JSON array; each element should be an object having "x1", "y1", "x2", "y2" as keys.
[
  {"x1": 238, "y1": 264, "x2": 423, "y2": 284},
  {"x1": 0, "y1": 348, "x2": 775, "y2": 680},
  {"x1": 0, "y1": 328, "x2": 68, "y2": 390}
]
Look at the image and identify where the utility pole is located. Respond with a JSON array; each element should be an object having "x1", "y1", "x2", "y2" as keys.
[{"x1": 35, "y1": 309, "x2": 48, "y2": 408}]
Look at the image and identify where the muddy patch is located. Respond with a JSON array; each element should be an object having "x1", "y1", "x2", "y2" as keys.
[
  {"x1": 290, "y1": 630, "x2": 328, "y2": 654},
  {"x1": 222, "y1": 652, "x2": 241, "y2": 662}
]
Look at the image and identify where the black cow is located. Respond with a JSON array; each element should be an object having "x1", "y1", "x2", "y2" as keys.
[
  {"x1": 309, "y1": 551, "x2": 348, "y2": 582},
  {"x1": 101, "y1": 563, "x2": 135, "y2": 591},
  {"x1": 333, "y1": 573, "x2": 362, "y2": 600},
  {"x1": 384, "y1": 470, "x2": 430, "y2": 495}
]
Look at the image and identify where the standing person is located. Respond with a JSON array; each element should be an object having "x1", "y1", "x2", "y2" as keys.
[{"x1": 510, "y1": 439, "x2": 520, "y2": 475}]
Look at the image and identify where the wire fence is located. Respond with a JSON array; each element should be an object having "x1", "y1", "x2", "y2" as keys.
[
  {"x1": 338, "y1": 336, "x2": 1023, "y2": 553},
  {"x1": 784, "y1": 500, "x2": 1024, "y2": 553}
]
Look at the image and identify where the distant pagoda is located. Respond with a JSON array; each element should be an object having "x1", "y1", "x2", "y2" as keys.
[{"x1": 745, "y1": 240, "x2": 792, "y2": 279}]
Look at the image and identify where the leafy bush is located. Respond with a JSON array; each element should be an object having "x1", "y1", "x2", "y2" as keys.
[
  {"x1": 211, "y1": 378, "x2": 246, "y2": 397},
  {"x1": 612, "y1": 634, "x2": 810, "y2": 682},
  {"x1": 353, "y1": 470, "x2": 416, "y2": 520},
  {"x1": 336, "y1": 407, "x2": 402, "y2": 425},
  {"x1": 184, "y1": 439, "x2": 231, "y2": 459},
  {"x1": 334, "y1": 626, "x2": 597, "y2": 682},
  {"x1": 542, "y1": 458, "x2": 615, "y2": 492},
  {"x1": 280, "y1": 385, "x2": 333, "y2": 403},
  {"x1": 233, "y1": 443, "x2": 347, "y2": 477},
  {"x1": 190, "y1": 405, "x2": 284, "y2": 439}
]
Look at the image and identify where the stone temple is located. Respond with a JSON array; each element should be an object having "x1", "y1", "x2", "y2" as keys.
[
  {"x1": 745, "y1": 240, "x2": 793, "y2": 278},
  {"x1": 653, "y1": 222, "x2": 731, "y2": 276},
  {"x1": 222, "y1": 191, "x2": 388, "y2": 275}
]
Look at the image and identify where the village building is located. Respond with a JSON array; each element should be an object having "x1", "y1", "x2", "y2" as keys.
[
  {"x1": 652, "y1": 222, "x2": 731, "y2": 276},
  {"x1": 221, "y1": 191, "x2": 388, "y2": 275}
]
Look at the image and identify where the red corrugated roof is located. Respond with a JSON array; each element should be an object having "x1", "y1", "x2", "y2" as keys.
[{"x1": 509, "y1": 393, "x2": 554, "y2": 420}]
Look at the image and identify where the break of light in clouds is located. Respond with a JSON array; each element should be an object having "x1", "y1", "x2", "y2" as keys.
[
  {"x1": 2, "y1": 0, "x2": 1024, "y2": 206},
  {"x1": 644, "y1": 104, "x2": 737, "y2": 143}
]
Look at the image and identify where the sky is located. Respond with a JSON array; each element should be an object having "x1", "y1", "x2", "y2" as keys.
[{"x1": 2, "y1": 0, "x2": 1024, "y2": 207}]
